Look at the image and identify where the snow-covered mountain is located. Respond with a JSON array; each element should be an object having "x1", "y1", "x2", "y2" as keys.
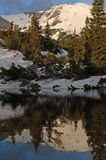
[
  {"x1": 2, "y1": 13, "x2": 32, "y2": 30},
  {"x1": 39, "y1": 3, "x2": 91, "y2": 38},
  {"x1": 1, "y1": 3, "x2": 92, "y2": 39}
]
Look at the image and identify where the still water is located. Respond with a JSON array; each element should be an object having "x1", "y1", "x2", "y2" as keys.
[{"x1": 0, "y1": 90, "x2": 105, "y2": 160}]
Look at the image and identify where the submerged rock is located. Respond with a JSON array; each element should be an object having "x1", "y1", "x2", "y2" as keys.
[
  {"x1": 29, "y1": 83, "x2": 41, "y2": 92},
  {"x1": 53, "y1": 85, "x2": 61, "y2": 89},
  {"x1": 68, "y1": 84, "x2": 77, "y2": 91}
]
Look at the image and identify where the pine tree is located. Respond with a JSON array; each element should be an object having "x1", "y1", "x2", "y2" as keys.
[
  {"x1": 88, "y1": 0, "x2": 106, "y2": 71},
  {"x1": 28, "y1": 14, "x2": 41, "y2": 59},
  {"x1": 80, "y1": 17, "x2": 92, "y2": 74},
  {"x1": 20, "y1": 32, "x2": 31, "y2": 56},
  {"x1": 4, "y1": 22, "x2": 22, "y2": 50},
  {"x1": 44, "y1": 22, "x2": 53, "y2": 51},
  {"x1": 4, "y1": 21, "x2": 14, "y2": 49},
  {"x1": 13, "y1": 25, "x2": 22, "y2": 50},
  {"x1": 45, "y1": 21, "x2": 51, "y2": 40},
  {"x1": 68, "y1": 31, "x2": 84, "y2": 74}
]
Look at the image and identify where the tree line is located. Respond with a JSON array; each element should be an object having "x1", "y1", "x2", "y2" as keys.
[
  {"x1": 0, "y1": 14, "x2": 60, "y2": 61},
  {"x1": 60, "y1": 0, "x2": 106, "y2": 74},
  {"x1": 0, "y1": 0, "x2": 106, "y2": 75}
]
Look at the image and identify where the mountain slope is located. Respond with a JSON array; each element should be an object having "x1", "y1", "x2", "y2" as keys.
[
  {"x1": 2, "y1": 13, "x2": 32, "y2": 29},
  {"x1": 0, "y1": 16, "x2": 10, "y2": 30},
  {"x1": 39, "y1": 3, "x2": 91, "y2": 35},
  {"x1": 1, "y1": 3, "x2": 92, "y2": 39}
]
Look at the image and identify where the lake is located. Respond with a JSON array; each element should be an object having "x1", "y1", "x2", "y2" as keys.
[{"x1": 0, "y1": 89, "x2": 106, "y2": 160}]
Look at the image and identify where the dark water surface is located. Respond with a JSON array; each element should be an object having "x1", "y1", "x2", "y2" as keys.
[{"x1": 0, "y1": 90, "x2": 106, "y2": 160}]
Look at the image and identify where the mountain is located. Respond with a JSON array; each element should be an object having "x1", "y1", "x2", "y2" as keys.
[
  {"x1": 39, "y1": 3, "x2": 91, "y2": 39},
  {"x1": 1, "y1": 3, "x2": 92, "y2": 39},
  {"x1": 2, "y1": 13, "x2": 32, "y2": 29},
  {"x1": 0, "y1": 16, "x2": 10, "y2": 30}
]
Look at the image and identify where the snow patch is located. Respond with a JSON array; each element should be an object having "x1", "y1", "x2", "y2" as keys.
[
  {"x1": 0, "y1": 49, "x2": 32, "y2": 69},
  {"x1": 41, "y1": 49, "x2": 68, "y2": 57},
  {"x1": 0, "y1": 105, "x2": 24, "y2": 120}
]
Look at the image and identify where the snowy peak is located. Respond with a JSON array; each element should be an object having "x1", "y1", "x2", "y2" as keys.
[
  {"x1": 1, "y1": 3, "x2": 92, "y2": 38},
  {"x1": 39, "y1": 3, "x2": 91, "y2": 34}
]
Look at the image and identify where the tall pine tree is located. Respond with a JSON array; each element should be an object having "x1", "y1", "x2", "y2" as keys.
[
  {"x1": 88, "y1": 0, "x2": 106, "y2": 71},
  {"x1": 28, "y1": 14, "x2": 41, "y2": 60},
  {"x1": 4, "y1": 22, "x2": 22, "y2": 50},
  {"x1": 4, "y1": 21, "x2": 14, "y2": 49},
  {"x1": 44, "y1": 21, "x2": 54, "y2": 51},
  {"x1": 80, "y1": 17, "x2": 92, "y2": 74}
]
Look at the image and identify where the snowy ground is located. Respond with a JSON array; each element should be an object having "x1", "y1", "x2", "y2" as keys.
[
  {"x1": 0, "y1": 49, "x2": 68, "y2": 71},
  {"x1": 0, "y1": 48, "x2": 31, "y2": 94},
  {"x1": 0, "y1": 75, "x2": 105, "y2": 99},
  {"x1": 0, "y1": 49, "x2": 32, "y2": 69},
  {"x1": 36, "y1": 76, "x2": 106, "y2": 98},
  {"x1": 37, "y1": 76, "x2": 105, "y2": 89},
  {"x1": 0, "y1": 79, "x2": 22, "y2": 95},
  {"x1": 41, "y1": 49, "x2": 68, "y2": 58},
  {"x1": 0, "y1": 48, "x2": 105, "y2": 99}
]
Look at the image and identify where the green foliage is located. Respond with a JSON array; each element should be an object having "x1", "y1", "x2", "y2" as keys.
[
  {"x1": 28, "y1": 14, "x2": 41, "y2": 57},
  {"x1": 0, "y1": 63, "x2": 36, "y2": 80},
  {"x1": 56, "y1": 56, "x2": 69, "y2": 64},
  {"x1": 2, "y1": 14, "x2": 42, "y2": 60},
  {"x1": 33, "y1": 54, "x2": 43, "y2": 63},
  {"x1": 3, "y1": 22, "x2": 22, "y2": 50},
  {"x1": 44, "y1": 53, "x2": 55, "y2": 63},
  {"x1": 83, "y1": 0, "x2": 106, "y2": 72},
  {"x1": 42, "y1": 22, "x2": 61, "y2": 54},
  {"x1": 0, "y1": 63, "x2": 26, "y2": 80},
  {"x1": 60, "y1": 0, "x2": 106, "y2": 74},
  {"x1": 4, "y1": 22, "x2": 14, "y2": 49},
  {"x1": 43, "y1": 22, "x2": 52, "y2": 50},
  {"x1": 0, "y1": 30, "x2": 5, "y2": 39}
]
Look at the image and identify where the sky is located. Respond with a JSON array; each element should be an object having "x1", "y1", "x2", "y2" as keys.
[
  {"x1": 53, "y1": 0, "x2": 91, "y2": 4},
  {"x1": 0, "y1": 0, "x2": 102, "y2": 15}
]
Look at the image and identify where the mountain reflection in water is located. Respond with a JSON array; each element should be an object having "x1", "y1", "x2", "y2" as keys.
[{"x1": 0, "y1": 90, "x2": 105, "y2": 160}]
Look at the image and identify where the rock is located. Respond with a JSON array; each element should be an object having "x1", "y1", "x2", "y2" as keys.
[
  {"x1": 29, "y1": 83, "x2": 41, "y2": 92},
  {"x1": 84, "y1": 84, "x2": 92, "y2": 91},
  {"x1": 68, "y1": 84, "x2": 77, "y2": 91},
  {"x1": 53, "y1": 85, "x2": 61, "y2": 92},
  {"x1": 53, "y1": 85, "x2": 61, "y2": 89},
  {"x1": 53, "y1": 88, "x2": 60, "y2": 92},
  {"x1": 91, "y1": 85, "x2": 99, "y2": 89},
  {"x1": 84, "y1": 84, "x2": 100, "y2": 91}
]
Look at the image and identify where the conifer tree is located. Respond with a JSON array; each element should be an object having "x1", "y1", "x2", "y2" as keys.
[
  {"x1": 28, "y1": 14, "x2": 41, "y2": 59},
  {"x1": 4, "y1": 22, "x2": 21, "y2": 50},
  {"x1": 80, "y1": 17, "x2": 92, "y2": 74},
  {"x1": 79, "y1": 0, "x2": 106, "y2": 73},
  {"x1": 45, "y1": 21, "x2": 51, "y2": 40},
  {"x1": 20, "y1": 31, "x2": 31, "y2": 56},
  {"x1": 87, "y1": 0, "x2": 106, "y2": 71},
  {"x1": 44, "y1": 22, "x2": 53, "y2": 50},
  {"x1": 4, "y1": 21, "x2": 14, "y2": 49}
]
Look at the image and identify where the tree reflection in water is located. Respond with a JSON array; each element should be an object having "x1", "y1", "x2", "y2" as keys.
[{"x1": 0, "y1": 91, "x2": 105, "y2": 160}]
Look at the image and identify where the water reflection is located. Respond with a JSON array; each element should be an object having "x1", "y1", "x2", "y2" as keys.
[{"x1": 0, "y1": 91, "x2": 106, "y2": 160}]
